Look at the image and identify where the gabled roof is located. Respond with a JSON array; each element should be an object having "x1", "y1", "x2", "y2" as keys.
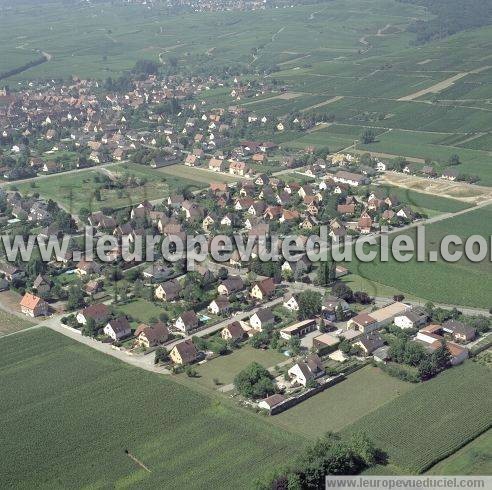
[
  {"x1": 173, "y1": 340, "x2": 198, "y2": 363},
  {"x1": 81, "y1": 303, "x2": 110, "y2": 320},
  {"x1": 253, "y1": 308, "x2": 274, "y2": 324},
  {"x1": 223, "y1": 321, "x2": 245, "y2": 339},
  {"x1": 20, "y1": 293, "x2": 45, "y2": 310},
  {"x1": 107, "y1": 316, "x2": 131, "y2": 333}
]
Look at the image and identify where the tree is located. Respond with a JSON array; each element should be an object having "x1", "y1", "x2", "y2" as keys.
[
  {"x1": 81, "y1": 317, "x2": 98, "y2": 338},
  {"x1": 154, "y1": 347, "x2": 169, "y2": 364},
  {"x1": 288, "y1": 336, "x2": 301, "y2": 356},
  {"x1": 335, "y1": 304, "x2": 345, "y2": 321},
  {"x1": 317, "y1": 259, "x2": 331, "y2": 286},
  {"x1": 297, "y1": 290, "x2": 322, "y2": 320},
  {"x1": 332, "y1": 282, "x2": 353, "y2": 302},
  {"x1": 418, "y1": 357, "x2": 437, "y2": 380},
  {"x1": 250, "y1": 331, "x2": 269, "y2": 349},
  {"x1": 328, "y1": 260, "x2": 338, "y2": 282},
  {"x1": 349, "y1": 432, "x2": 378, "y2": 466},
  {"x1": 448, "y1": 153, "x2": 461, "y2": 165},
  {"x1": 26, "y1": 252, "x2": 46, "y2": 279},
  {"x1": 233, "y1": 362, "x2": 276, "y2": 399},
  {"x1": 432, "y1": 341, "x2": 451, "y2": 372},
  {"x1": 353, "y1": 291, "x2": 372, "y2": 305},
  {"x1": 360, "y1": 128, "x2": 376, "y2": 144},
  {"x1": 403, "y1": 341, "x2": 426, "y2": 367},
  {"x1": 184, "y1": 366, "x2": 198, "y2": 377},
  {"x1": 67, "y1": 286, "x2": 85, "y2": 310}
]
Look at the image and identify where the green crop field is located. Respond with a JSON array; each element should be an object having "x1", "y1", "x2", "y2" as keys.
[
  {"x1": 426, "y1": 430, "x2": 492, "y2": 476},
  {"x1": 269, "y1": 366, "x2": 416, "y2": 438},
  {"x1": 346, "y1": 205, "x2": 492, "y2": 308},
  {"x1": 0, "y1": 328, "x2": 305, "y2": 488},
  {"x1": 344, "y1": 362, "x2": 492, "y2": 473},
  {"x1": 0, "y1": 310, "x2": 35, "y2": 336}
]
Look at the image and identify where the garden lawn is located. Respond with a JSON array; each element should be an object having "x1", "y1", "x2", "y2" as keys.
[
  {"x1": 0, "y1": 328, "x2": 305, "y2": 488},
  {"x1": 179, "y1": 344, "x2": 287, "y2": 390},
  {"x1": 115, "y1": 298, "x2": 181, "y2": 324}
]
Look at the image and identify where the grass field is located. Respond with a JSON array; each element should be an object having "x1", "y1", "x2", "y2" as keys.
[
  {"x1": 347, "y1": 205, "x2": 492, "y2": 308},
  {"x1": 373, "y1": 185, "x2": 473, "y2": 216},
  {"x1": 16, "y1": 163, "x2": 206, "y2": 213},
  {"x1": 157, "y1": 164, "x2": 239, "y2": 184},
  {"x1": 270, "y1": 366, "x2": 416, "y2": 438},
  {"x1": 426, "y1": 430, "x2": 492, "y2": 476},
  {"x1": 341, "y1": 273, "x2": 422, "y2": 300},
  {"x1": 0, "y1": 328, "x2": 305, "y2": 488},
  {"x1": 344, "y1": 362, "x2": 492, "y2": 473},
  {"x1": 115, "y1": 298, "x2": 173, "y2": 325},
  {"x1": 0, "y1": 309, "x2": 35, "y2": 336},
  {"x1": 177, "y1": 344, "x2": 287, "y2": 390}
]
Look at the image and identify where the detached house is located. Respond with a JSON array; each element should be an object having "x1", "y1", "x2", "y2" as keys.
[
  {"x1": 250, "y1": 308, "x2": 275, "y2": 331},
  {"x1": 217, "y1": 275, "x2": 244, "y2": 296},
  {"x1": 104, "y1": 317, "x2": 131, "y2": 341},
  {"x1": 354, "y1": 333, "x2": 385, "y2": 356},
  {"x1": 170, "y1": 340, "x2": 199, "y2": 365},
  {"x1": 76, "y1": 303, "x2": 110, "y2": 325},
  {"x1": 32, "y1": 274, "x2": 51, "y2": 295},
  {"x1": 221, "y1": 321, "x2": 246, "y2": 341},
  {"x1": 229, "y1": 161, "x2": 247, "y2": 176},
  {"x1": 155, "y1": 280, "x2": 182, "y2": 301},
  {"x1": 283, "y1": 292, "x2": 300, "y2": 311},
  {"x1": 134, "y1": 322, "x2": 169, "y2": 347},
  {"x1": 208, "y1": 296, "x2": 230, "y2": 315},
  {"x1": 394, "y1": 308, "x2": 429, "y2": 329},
  {"x1": 288, "y1": 354, "x2": 324, "y2": 386},
  {"x1": 250, "y1": 277, "x2": 276, "y2": 301},
  {"x1": 208, "y1": 157, "x2": 225, "y2": 172},
  {"x1": 175, "y1": 311, "x2": 199, "y2": 333},
  {"x1": 20, "y1": 293, "x2": 49, "y2": 317}
]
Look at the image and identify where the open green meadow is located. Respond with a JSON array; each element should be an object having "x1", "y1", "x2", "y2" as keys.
[
  {"x1": 346, "y1": 205, "x2": 492, "y2": 308},
  {"x1": 16, "y1": 163, "x2": 207, "y2": 213},
  {"x1": 0, "y1": 328, "x2": 305, "y2": 488},
  {"x1": 426, "y1": 430, "x2": 492, "y2": 476},
  {"x1": 269, "y1": 366, "x2": 416, "y2": 438},
  {"x1": 344, "y1": 362, "x2": 492, "y2": 474},
  {"x1": 371, "y1": 184, "x2": 473, "y2": 217}
]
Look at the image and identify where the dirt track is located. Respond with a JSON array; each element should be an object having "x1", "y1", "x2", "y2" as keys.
[{"x1": 381, "y1": 172, "x2": 492, "y2": 205}]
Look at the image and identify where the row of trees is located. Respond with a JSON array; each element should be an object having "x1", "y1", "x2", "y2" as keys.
[{"x1": 257, "y1": 432, "x2": 383, "y2": 489}]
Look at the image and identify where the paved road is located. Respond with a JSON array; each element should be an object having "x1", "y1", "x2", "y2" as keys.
[
  {"x1": 163, "y1": 295, "x2": 285, "y2": 351},
  {"x1": 0, "y1": 295, "x2": 285, "y2": 373},
  {"x1": 42, "y1": 315, "x2": 171, "y2": 373}
]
